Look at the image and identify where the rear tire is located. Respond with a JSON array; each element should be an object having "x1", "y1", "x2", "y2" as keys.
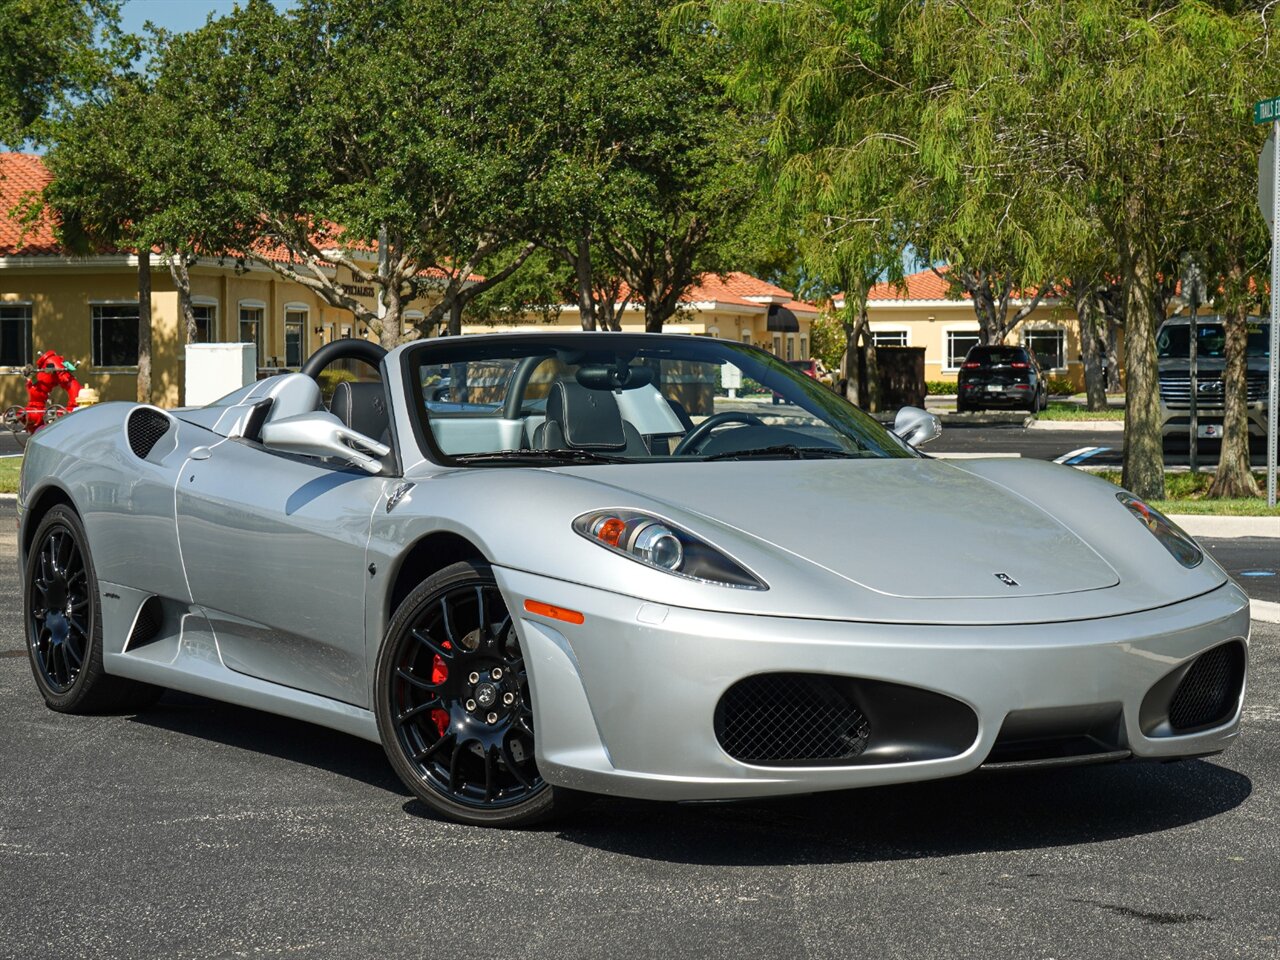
[
  {"x1": 24, "y1": 505, "x2": 164, "y2": 713},
  {"x1": 375, "y1": 560, "x2": 582, "y2": 827}
]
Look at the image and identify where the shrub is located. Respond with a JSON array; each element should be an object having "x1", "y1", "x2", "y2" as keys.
[
  {"x1": 1045, "y1": 376, "x2": 1076, "y2": 396},
  {"x1": 926, "y1": 380, "x2": 957, "y2": 395}
]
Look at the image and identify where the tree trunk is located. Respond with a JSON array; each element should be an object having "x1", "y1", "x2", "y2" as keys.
[
  {"x1": 380, "y1": 281, "x2": 404, "y2": 351},
  {"x1": 448, "y1": 298, "x2": 464, "y2": 337},
  {"x1": 575, "y1": 234, "x2": 597, "y2": 331},
  {"x1": 168, "y1": 253, "x2": 196, "y2": 346},
  {"x1": 137, "y1": 248, "x2": 152, "y2": 405},
  {"x1": 1104, "y1": 319, "x2": 1122, "y2": 394},
  {"x1": 1071, "y1": 281, "x2": 1108, "y2": 411},
  {"x1": 1118, "y1": 236, "x2": 1165, "y2": 500},
  {"x1": 1208, "y1": 293, "x2": 1261, "y2": 498}
]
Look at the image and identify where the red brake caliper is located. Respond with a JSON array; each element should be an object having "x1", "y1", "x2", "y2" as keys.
[{"x1": 430, "y1": 641, "x2": 451, "y2": 737}]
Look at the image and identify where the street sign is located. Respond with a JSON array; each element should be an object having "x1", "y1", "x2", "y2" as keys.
[
  {"x1": 1261, "y1": 131, "x2": 1275, "y2": 231},
  {"x1": 1258, "y1": 96, "x2": 1280, "y2": 125}
]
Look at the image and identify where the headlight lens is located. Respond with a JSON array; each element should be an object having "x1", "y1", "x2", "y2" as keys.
[
  {"x1": 574, "y1": 510, "x2": 766, "y2": 589},
  {"x1": 1116, "y1": 492, "x2": 1203, "y2": 568}
]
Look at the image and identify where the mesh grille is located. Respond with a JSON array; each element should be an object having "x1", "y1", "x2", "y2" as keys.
[
  {"x1": 127, "y1": 408, "x2": 171, "y2": 459},
  {"x1": 715, "y1": 673, "x2": 871, "y2": 765},
  {"x1": 1169, "y1": 642, "x2": 1245, "y2": 731},
  {"x1": 126, "y1": 597, "x2": 163, "y2": 650}
]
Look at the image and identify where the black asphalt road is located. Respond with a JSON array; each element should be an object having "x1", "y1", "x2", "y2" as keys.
[{"x1": 1, "y1": 505, "x2": 1278, "y2": 959}]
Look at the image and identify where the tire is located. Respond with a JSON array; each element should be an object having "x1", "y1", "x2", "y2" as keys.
[
  {"x1": 374, "y1": 559, "x2": 580, "y2": 827},
  {"x1": 956, "y1": 398, "x2": 969, "y2": 414},
  {"x1": 24, "y1": 505, "x2": 164, "y2": 713}
]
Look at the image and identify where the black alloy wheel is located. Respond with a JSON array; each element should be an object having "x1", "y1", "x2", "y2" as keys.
[
  {"x1": 375, "y1": 560, "x2": 575, "y2": 827},
  {"x1": 24, "y1": 505, "x2": 162, "y2": 712}
]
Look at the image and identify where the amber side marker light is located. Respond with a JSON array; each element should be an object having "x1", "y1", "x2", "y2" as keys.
[{"x1": 523, "y1": 599, "x2": 585, "y2": 624}]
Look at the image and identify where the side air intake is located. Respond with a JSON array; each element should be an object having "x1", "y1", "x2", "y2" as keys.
[
  {"x1": 124, "y1": 596, "x2": 164, "y2": 651},
  {"x1": 126, "y1": 407, "x2": 172, "y2": 459}
]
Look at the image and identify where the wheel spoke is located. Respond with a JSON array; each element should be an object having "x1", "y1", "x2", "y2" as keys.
[
  {"x1": 395, "y1": 666, "x2": 442, "y2": 693},
  {"x1": 448, "y1": 738, "x2": 467, "y2": 793},
  {"x1": 438, "y1": 597, "x2": 457, "y2": 645},
  {"x1": 412, "y1": 734, "x2": 453, "y2": 764},
  {"x1": 63, "y1": 639, "x2": 83, "y2": 668},
  {"x1": 475, "y1": 586, "x2": 487, "y2": 634},
  {"x1": 67, "y1": 615, "x2": 88, "y2": 638},
  {"x1": 55, "y1": 532, "x2": 72, "y2": 573},
  {"x1": 410, "y1": 628, "x2": 453, "y2": 661},
  {"x1": 398, "y1": 698, "x2": 443, "y2": 724},
  {"x1": 483, "y1": 746, "x2": 498, "y2": 802},
  {"x1": 501, "y1": 738, "x2": 534, "y2": 789}
]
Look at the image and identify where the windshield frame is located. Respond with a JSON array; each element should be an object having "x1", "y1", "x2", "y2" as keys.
[{"x1": 399, "y1": 333, "x2": 919, "y2": 468}]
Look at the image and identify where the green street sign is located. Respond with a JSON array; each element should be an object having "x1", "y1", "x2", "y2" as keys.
[{"x1": 1257, "y1": 96, "x2": 1280, "y2": 125}]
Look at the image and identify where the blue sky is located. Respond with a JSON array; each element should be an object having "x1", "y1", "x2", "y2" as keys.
[{"x1": 119, "y1": 1, "x2": 289, "y2": 36}]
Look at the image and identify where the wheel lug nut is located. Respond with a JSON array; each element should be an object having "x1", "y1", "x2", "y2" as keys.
[
  {"x1": 491, "y1": 667, "x2": 503, "y2": 680},
  {"x1": 486, "y1": 712, "x2": 498, "y2": 724},
  {"x1": 465, "y1": 699, "x2": 477, "y2": 711},
  {"x1": 503, "y1": 692, "x2": 515, "y2": 705},
  {"x1": 468, "y1": 671, "x2": 480, "y2": 684}
]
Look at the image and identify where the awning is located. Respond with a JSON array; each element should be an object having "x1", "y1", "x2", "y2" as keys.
[{"x1": 766, "y1": 304, "x2": 800, "y2": 333}]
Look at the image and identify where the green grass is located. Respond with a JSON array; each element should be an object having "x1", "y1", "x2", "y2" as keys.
[
  {"x1": 0, "y1": 456, "x2": 20, "y2": 494},
  {"x1": 1095, "y1": 471, "x2": 1280, "y2": 516},
  {"x1": 1035, "y1": 402, "x2": 1125, "y2": 421}
]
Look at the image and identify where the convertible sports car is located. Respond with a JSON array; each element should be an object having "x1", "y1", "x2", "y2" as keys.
[{"x1": 19, "y1": 333, "x2": 1250, "y2": 827}]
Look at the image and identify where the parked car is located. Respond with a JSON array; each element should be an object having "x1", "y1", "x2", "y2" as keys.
[
  {"x1": 18, "y1": 333, "x2": 1249, "y2": 828},
  {"x1": 1157, "y1": 315, "x2": 1270, "y2": 442},
  {"x1": 956, "y1": 345, "x2": 1047, "y2": 414}
]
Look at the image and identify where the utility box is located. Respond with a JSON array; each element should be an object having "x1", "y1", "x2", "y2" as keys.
[{"x1": 185, "y1": 342, "x2": 257, "y2": 407}]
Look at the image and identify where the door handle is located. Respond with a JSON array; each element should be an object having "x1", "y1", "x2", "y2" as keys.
[{"x1": 190, "y1": 446, "x2": 212, "y2": 461}]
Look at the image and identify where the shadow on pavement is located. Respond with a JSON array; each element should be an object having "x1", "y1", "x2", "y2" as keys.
[
  {"x1": 550, "y1": 760, "x2": 1251, "y2": 866},
  {"x1": 131, "y1": 690, "x2": 409, "y2": 796}
]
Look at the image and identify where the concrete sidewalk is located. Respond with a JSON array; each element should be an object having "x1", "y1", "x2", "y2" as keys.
[{"x1": 1172, "y1": 514, "x2": 1280, "y2": 539}]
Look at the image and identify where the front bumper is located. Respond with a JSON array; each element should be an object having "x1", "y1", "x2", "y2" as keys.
[
  {"x1": 496, "y1": 568, "x2": 1251, "y2": 801},
  {"x1": 1160, "y1": 400, "x2": 1268, "y2": 437}
]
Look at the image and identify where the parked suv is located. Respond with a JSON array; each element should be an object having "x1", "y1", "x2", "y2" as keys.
[
  {"x1": 1156, "y1": 315, "x2": 1270, "y2": 441},
  {"x1": 956, "y1": 345, "x2": 1047, "y2": 413}
]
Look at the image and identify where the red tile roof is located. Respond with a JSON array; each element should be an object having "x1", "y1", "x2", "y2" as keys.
[
  {"x1": 0, "y1": 153, "x2": 59, "y2": 256},
  {"x1": 866, "y1": 267, "x2": 957, "y2": 302}
]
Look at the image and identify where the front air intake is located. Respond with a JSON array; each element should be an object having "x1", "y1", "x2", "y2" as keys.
[
  {"x1": 1168, "y1": 642, "x2": 1246, "y2": 732},
  {"x1": 126, "y1": 407, "x2": 172, "y2": 459},
  {"x1": 715, "y1": 673, "x2": 871, "y2": 766}
]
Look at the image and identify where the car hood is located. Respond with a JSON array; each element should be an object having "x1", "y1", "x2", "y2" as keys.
[
  {"x1": 406, "y1": 456, "x2": 1228, "y2": 624},
  {"x1": 570, "y1": 458, "x2": 1119, "y2": 599}
]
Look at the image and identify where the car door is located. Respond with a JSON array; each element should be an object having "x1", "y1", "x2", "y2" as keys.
[{"x1": 175, "y1": 436, "x2": 389, "y2": 707}]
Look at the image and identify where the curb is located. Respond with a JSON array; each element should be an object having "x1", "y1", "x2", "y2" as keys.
[
  {"x1": 1028, "y1": 419, "x2": 1125, "y2": 432},
  {"x1": 1172, "y1": 514, "x2": 1280, "y2": 539},
  {"x1": 1252, "y1": 600, "x2": 1280, "y2": 625}
]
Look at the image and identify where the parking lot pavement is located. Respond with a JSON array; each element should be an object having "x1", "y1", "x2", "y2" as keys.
[{"x1": 2, "y1": 505, "x2": 1279, "y2": 959}]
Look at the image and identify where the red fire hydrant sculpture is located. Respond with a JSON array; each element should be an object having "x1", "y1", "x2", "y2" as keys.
[{"x1": 15, "y1": 350, "x2": 81, "y2": 434}]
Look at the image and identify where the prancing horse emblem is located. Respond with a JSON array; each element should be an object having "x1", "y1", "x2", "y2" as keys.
[{"x1": 994, "y1": 573, "x2": 1019, "y2": 587}]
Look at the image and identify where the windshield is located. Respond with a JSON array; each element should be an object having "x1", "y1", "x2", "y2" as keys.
[
  {"x1": 966, "y1": 347, "x2": 1028, "y2": 365},
  {"x1": 1157, "y1": 321, "x2": 1271, "y2": 359},
  {"x1": 404, "y1": 334, "x2": 915, "y2": 465}
]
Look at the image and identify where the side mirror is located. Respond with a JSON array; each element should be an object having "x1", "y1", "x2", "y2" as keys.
[
  {"x1": 260, "y1": 410, "x2": 390, "y2": 474},
  {"x1": 893, "y1": 405, "x2": 942, "y2": 448}
]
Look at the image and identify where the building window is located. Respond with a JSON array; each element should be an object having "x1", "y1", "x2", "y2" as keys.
[
  {"x1": 91, "y1": 304, "x2": 139, "y2": 367},
  {"x1": 945, "y1": 330, "x2": 981, "y2": 371},
  {"x1": 0, "y1": 304, "x2": 33, "y2": 367},
  {"x1": 1024, "y1": 328, "x2": 1066, "y2": 370},
  {"x1": 772, "y1": 334, "x2": 781, "y2": 355},
  {"x1": 741, "y1": 330, "x2": 752, "y2": 345},
  {"x1": 799, "y1": 335, "x2": 808, "y2": 360},
  {"x1": 284, "y1": 308, "x2": 307, "y2": 368},
  {"x1": 192, "y1": 303, "x2": 216, "y2": 343},
  {"x1": 872, "y1": 329, "x2": 908, "y2": 348},
  {"x1": 785, "y1": 336, "x2": 794, "y2": 360},
  {"x1": 239, "y1": 305, "x2": 264, "y2": 361}
]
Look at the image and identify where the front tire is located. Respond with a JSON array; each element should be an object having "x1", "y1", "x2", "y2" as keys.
[
  {"x1": 24, "y1": 505, "x2": 163, "y2": 713},
  {"x1": 375, "y1": 560, "x2": 578, "y2": 827}
]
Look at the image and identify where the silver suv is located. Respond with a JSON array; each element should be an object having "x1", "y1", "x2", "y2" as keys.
[{"x1": 1157, "y1": 315, "x2": 1270, "y2": 440}]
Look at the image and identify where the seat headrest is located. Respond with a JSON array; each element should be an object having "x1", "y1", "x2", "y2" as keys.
[
  {"x1": 330, "y1": 380, "x2": 390, "y2": 441},
  {"x1": 546, "y1": 380, "x2": 626, "y2": 450}
]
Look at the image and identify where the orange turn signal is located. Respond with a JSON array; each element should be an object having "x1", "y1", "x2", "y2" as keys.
[{"x1": 523, "y1": 599, "x2": 585, "y2": 624}]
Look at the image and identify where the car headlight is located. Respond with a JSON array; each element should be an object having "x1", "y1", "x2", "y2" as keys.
[
  {"x1": 1116, "y1": 492, "x2": 1203, "y2": 568},
  {"x1": 573, "y1": 510, "x2": 766, "y2": 589}
]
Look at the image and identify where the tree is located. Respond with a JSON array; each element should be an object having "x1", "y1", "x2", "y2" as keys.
[{"x1": 0, "y1": 0, "x2": 125, "y2": 146}]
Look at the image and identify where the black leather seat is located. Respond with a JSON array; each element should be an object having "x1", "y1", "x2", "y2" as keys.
[
  {"x1": 533, "y1": 380, "x2": 648, "y2": 456},
  {"x1": 330, "y1": 381, "x2": 391, "y2": 444}
]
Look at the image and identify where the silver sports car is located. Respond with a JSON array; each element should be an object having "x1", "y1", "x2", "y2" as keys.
[{"x1": 19, "y1": 333, "x2": 1250, "y2": 826}]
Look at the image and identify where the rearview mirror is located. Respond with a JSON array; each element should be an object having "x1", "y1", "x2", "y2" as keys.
[
  {"x1": 893, "y1": 405, "x2": 942, "y2": 448},
  {"x1": 260, "y1": 410, "x2": 390, "y2": 474}
]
